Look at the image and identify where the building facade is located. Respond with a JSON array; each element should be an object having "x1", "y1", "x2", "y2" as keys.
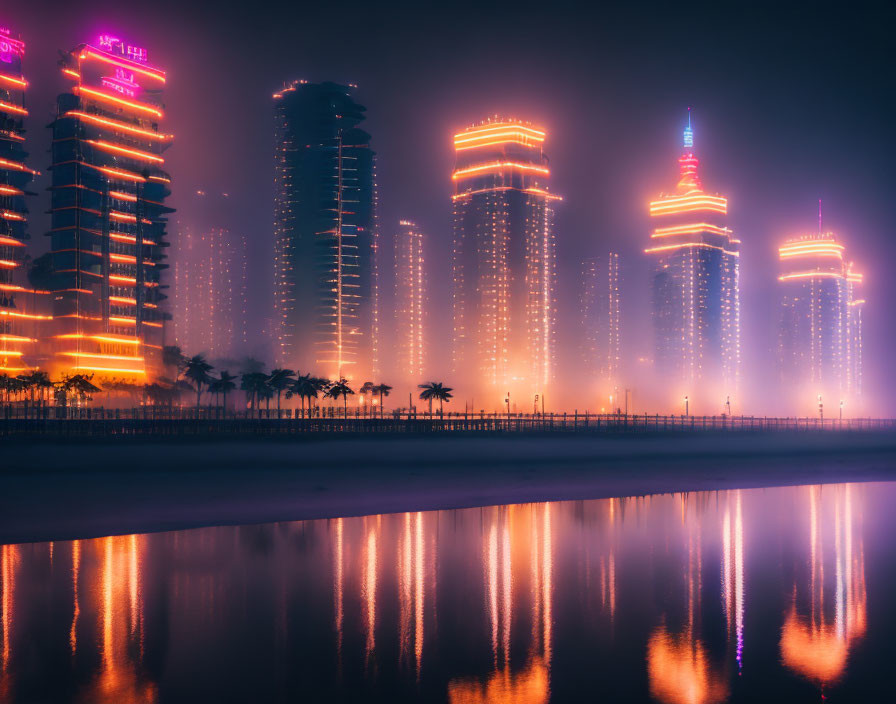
[
  {"x1": 451, "y1": 118, "x2": 559, "y2": 408},
  {"x1": 273, "y1": 81, "x2": 377, "y2": 381},
  {"x1": 778, "y1": 234, "x2": 863, "y2": 412},
  {"x1": 394, "y1": 219, "x2": 425, "y2": 382},
  {"x1": 0, "y1": 28, "x2": 46, "y2": 375},
  {"x1": 580, "y1": 252, "x2": 621, "y2": 406},
  {"x1": 172, "y1": 191, "x2": 247, "y2": 360},
  {"x1": 646, "y1": 114, "x2": 739, "y2": 411},
  {"x1": 47, "y1": 35, "x2": 172, "y2": 381}
]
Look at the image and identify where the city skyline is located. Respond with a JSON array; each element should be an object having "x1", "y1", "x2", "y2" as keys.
[{"x1": 1, "y1": 2, "x2": 890, "y2": 415}]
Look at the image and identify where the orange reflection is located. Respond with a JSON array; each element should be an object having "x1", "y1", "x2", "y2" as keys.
[
  {"x1": 1, "y1": 544, "x2": 17, "y2": 691},
  {"x1": 447, "y1": 656, "x2": 549, "y2": 704},
  {"x1": 780, "y1": 485, "x2": 866, "y2": 688}
]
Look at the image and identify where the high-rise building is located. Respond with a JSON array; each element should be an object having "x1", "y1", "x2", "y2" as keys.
[
  {"x1": 580, "y1": 252, "x2": 621, "y2": 403},
  {"x1": 0, "y1": 28, "x2": 47, "y2": 374},
  {"x1": 394, "y1": 219, "x2": 425, "y2": 381},
  {"x1": 778, "y1": 232, "x2": 863, "y2": 410},
  {"x1": 451, "y1": 118, "x2": 559, "y2": 407},
  {"x1": 173, "y1": 191, "x2": 248, "y2": 359},
  {"x1": 47, "y1": 35, "x2": 172, "y2": 381},
  {"x1": 273, "y1": 81, "x2": 377, "y2": 381},
  {"x1": 646, "y1": 112, "x2": 739, "y2": 410}
]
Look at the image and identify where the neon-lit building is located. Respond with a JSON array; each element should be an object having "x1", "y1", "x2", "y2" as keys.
[
  {"x1": 46, "y1": 35, "x2": 172, "y2": 381},
  {"x1": 173, "y1": 191, "x2": 248, "y2": 359},
  {"x1": 451, "y1": 118, "x2": 559, "y2": 407},
  {"x1": 394, "y1": 219, "x2": 425, "y2": 381},
  {"x1": 580, "y1": 252, "x2": 621, "y2": 406},
  {"x1": 273, "y1": 81, "x2": 377, "y2": 381},
  {"x1": 646, "y1": 113, "x2": 739, "y2": 410},
  {"x1": 0, "y1": 27, "x2": 46, "y2": 374},
  {"x1": 778, "y1": 232, "x2": 863, "y2": 409}
]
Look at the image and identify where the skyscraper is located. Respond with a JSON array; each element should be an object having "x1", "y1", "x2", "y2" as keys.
[
  {"x1": 394, "y1": 219, "x2": 425, "y2": 382},
  {"x1": 580, "y1": 252, "x2": 621, "y2": 404},
  {"x1": 0, "y1": 28, "x2": 46, "y2": 374},
  {"x1": 47, "y1": 35, "x2": 172, "y2": 380},
  {"x1": 273, "y1": 81, "x2": 377, "y2": 381},
  {"x1": 778, "y1": 232, "x2": 863, "y2": 410},
  {"x1": 173, "y1": 191, "x2": 248, "y2": 359},
  {"x1": 451, "y1": 118, "x2": 559, "y2": 407},
  {"x1": 646, "y1": 112, "x2": 739, "y2": 410}
]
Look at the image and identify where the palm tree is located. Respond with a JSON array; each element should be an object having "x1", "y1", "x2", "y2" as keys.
[
  {"x1": 360, "y1": 381, "x2": 375, "y2": 415},
  {"x1": 184, "y1": 354, "x2": 214, "y2": 410},
  {"x1": 163, "y1": 345, "x2": 187, "y2": 382},
  {"x1": 418, "y1": 381, "x2": 453, "y2": 415},
  {"x1": 373, "y1": 383, "x2": 392, "y2": 417},
  {"x1": 241, "y1": 371, "x2": 269, "y2": 416},
  {"x1": 267, "y1": 368, "x2": 295, "y2": 415},
  {"x1": 215, "y1": 371, "x2": 237, "y2": 412},
  {"x1": 26, "y1": 370, "x2": 53, "y2": 404},
  {"x1": 62, "y1": 374, "x2": 101, "y2": 404},
  {"x1": 325, "y1": 378, "x2": 354, "y2": 417},
  {"x1": 288, "y1": 373, "x2": 318, "y2": 418}
]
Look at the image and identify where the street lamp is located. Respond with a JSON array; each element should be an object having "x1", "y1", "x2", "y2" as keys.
[
  {"x1": 839, "y1": 399, "x2": 844, "y2": 421},
  {"x1": 684, "y1": 395, "x2": 689, "y2": 417},
  {"x1": 818, "y1": 394, "x2": 823, "y2": 422}
]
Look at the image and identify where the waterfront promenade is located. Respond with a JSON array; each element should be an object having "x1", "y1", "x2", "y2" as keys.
[{"x1": 1, "y1": 404, "x2": 892, "y2": 438}]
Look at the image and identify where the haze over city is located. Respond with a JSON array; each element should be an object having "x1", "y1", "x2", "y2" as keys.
[{"x1": 4, "y1": 0, "x2": 895, "y2": 415}]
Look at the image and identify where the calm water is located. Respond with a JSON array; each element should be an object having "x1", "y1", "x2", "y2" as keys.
[{"x1": 1, "y1": 482, "x2": 893, "y2": 703}]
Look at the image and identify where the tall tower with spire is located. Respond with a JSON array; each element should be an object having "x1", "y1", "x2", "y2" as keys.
[{"x1": 645, "y1": 111, "x2": 740, "y2": 411}]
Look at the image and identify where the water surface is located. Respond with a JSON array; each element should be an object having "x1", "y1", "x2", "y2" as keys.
[{"x1": 1, "y1": 482, "x2": 892, "y2": 702}]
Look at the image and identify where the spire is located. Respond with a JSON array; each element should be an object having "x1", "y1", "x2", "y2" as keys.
[{"x1": 683, "y1": 106, "x2": 694, "y2": 149}]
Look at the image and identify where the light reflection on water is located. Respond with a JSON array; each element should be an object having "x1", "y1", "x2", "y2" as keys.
[{"x1": 0, "y1": 482, "x2": 888, "y2": 703}]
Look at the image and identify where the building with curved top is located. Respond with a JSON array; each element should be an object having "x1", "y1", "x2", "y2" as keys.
[
  {"x1": 778, "y1": 232, "x2": 863, "y2": 411},
  {"x1": 451, "y1": 118, "x2": 559, "y2": 409},
  {"x1": 273, "y1": 81, "x2": 378, "y2": 381},
  {"x1": 0, "y1": 27, "x2": 48, "y2": 375},
  {"x1": 46, "y1": 34, "x2": 173, "y2": 381},
  {"x1": 646, "y1": 112, "x2": 739, "y2": 412}
]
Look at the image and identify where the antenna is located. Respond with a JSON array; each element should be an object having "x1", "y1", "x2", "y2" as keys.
[
  {"x1": 683, "y1": 107, "x2": 694, "y2": 149},
  {"x1": 818, "y1": 199, "x2": 822, "y2": 235}
]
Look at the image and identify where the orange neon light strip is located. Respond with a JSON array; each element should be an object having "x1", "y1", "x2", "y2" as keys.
[
  {"x1": 0, "y1": 185, "x2": 24, "y2": 196},
  {"x1": 0, "y1": 283, "x2": 25, "y2": 291},
  {"x1": 0, "y1": 350, "x2": 24, "y2": 357},
  {"x1": 1, "y1": 210, "x2": 25, "y2": 221},
  {"x1": 0, "y1": 259, "x2": 18, "y2": 268},
  {"x1": 452, "y1": 185, "x2": 561, "y2": 201},
  {"x1": 73, "y1": 85, "x2": 163, "y2": 118},
  {"x1": 0, "y1": 73, "x2": 27, "y2": 89},
  {"x1": 80, "y1": 48, "x2": 166, "y2": 84},
  {"x1": 452, "y1": 161, "x2": 550, "y2": 180},
  {"x1": 109, "y1": 211, "x2": 153, "y2": 224},
  {"x1": 651, "y1": 223, "x2": 730, "y2": 238},
  {"x1": 56, "y1": 333, "x2": 139, "y2": 345},
  {"x1": 85, "y1": 139, "x2": 164, "y2": 164},
  {"x1": 0, "y1": 100, "x2": 27, "y2": 116},
  {"x1": 0, "y1": 335, "x2": 35, "y2": 343},
  {"x1": 454, "y1": 123, "x2": 545, "y2": 141},
  {"x1": 0, "y1": 310, "x2": 52, "y2": 320},
  {"x1": 649, "y1": 196, "x2": 728, "y2": 215},
  {"x1": 109, "y1": 316, "x2": 136, "y2": 325},
  {"x1": 90, "y1": 164, "x2": 147, "y2": 183},
  {"x1": 71, "y1": 366, "x2": 146, "y2": 375},
  {"x1": 109, "y1": 295, "x2": 137, "y2": 304},
  {"x1": 63, "y1": 111, "x2": 172, "y2": 141},
  {"x1": 778, "y1": 271, "x2": 844, "y2": 281},
  {"x1": 0, "y1": 157, "x2": 36, "y2": 174},
  {"x1": 59, "y1": 352, "x2": 145, "y2": 362},
  {"x1": 109, "y1": 190, "x2": 137, "y2": 202},
  {"x1": 0, "y1": 236, "x2": 25, "y2": 247},
  {"x1": 644, "y1": 242, "x2": 739, "y2": 256},
  {"x1": 62, "y1": 68, "x2": 81, "y2": 80}
]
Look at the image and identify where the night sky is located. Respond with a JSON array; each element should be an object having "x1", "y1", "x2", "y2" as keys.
[{"x1": 12, "y1": 0, "x2": 896, "y2": 413}]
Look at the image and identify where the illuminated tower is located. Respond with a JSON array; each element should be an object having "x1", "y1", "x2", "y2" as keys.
[
  {"x1": 273, "y1": 81, "x2": 377, "y2": 381},
  {"x1": 451, "y1": 118, "x2": 559, "y2": 406},
  {"x1": 173, "y1": 191, "x2": 248, "y2": 359},
  {"x1": 0, "y1": 28, "x2": 46, "y2": 374},
  {"x1": 778, "y1": 232, "x2": 863, "y2": 409},
  {"x1": 580, "y1": 252, "x2": 621, "y2": 403},
  {"x1": 395, "y1": 219, "x2": 425, "y2": 381},
  {"x1": 646, "y1": 112, "x2": 739, "y2": 409},
  {"x1": 47, "y1": 35, "x2": 173, "y2": 381}
]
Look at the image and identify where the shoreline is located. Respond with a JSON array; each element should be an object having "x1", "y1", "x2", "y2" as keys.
[{"x1": 2, "y1": 431, "x2": 895, "y2": 544}]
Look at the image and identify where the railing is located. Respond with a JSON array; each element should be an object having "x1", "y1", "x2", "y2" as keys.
[{"x1": 1, "y1": 403, "x2": 894, "y2": 438}]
